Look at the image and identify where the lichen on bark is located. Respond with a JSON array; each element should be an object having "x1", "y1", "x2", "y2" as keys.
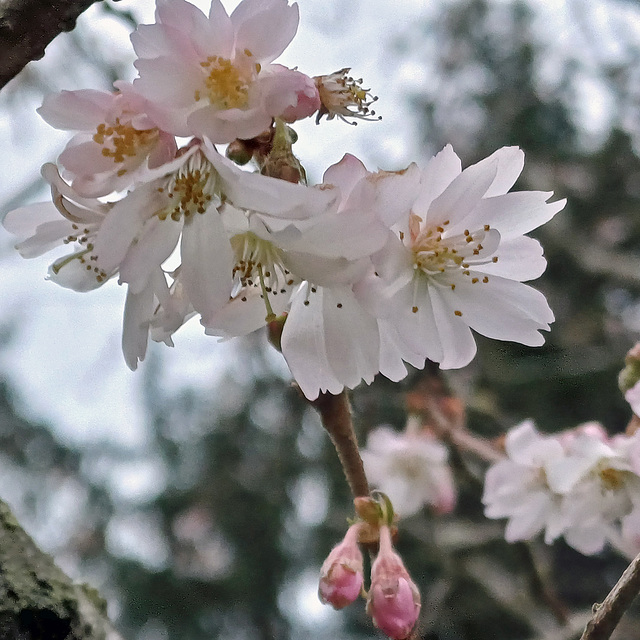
[{"x1": 0, "y1": 498, "x2": 121, "y2": 640}]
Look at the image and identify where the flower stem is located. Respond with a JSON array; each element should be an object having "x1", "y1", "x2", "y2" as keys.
[
  {"x1": 580, "y1": 550, "x2": 640, "y2": 640},
  {"x1": 312, "y1": 391, "x2": 370, "y2": 498}
]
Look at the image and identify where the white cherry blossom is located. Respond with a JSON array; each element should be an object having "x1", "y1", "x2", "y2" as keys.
[
  {"x1": 363, "y1": 145, "x2": 565, "y2": 370},
  {"x1": 361, "y1": 423, "x2": 456, "y2": 517}
]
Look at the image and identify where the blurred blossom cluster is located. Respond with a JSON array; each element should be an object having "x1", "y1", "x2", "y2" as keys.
[
  {"x1": 361, "y1": 422, "x2": 456, "y2": 517},
  {"x1": 483, "y1": 420, "x2": 640, "y2": 556},
  {"x1": 2, "y1": 0, "x2": 564, "y2": 402}
]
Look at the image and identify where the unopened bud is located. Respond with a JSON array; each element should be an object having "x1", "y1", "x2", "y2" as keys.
[
  {"x1": 619, "y1": 342, "x2": 640, "y2": 393},
  {"x1": 318, "y1": 524, "x2": 364, "y2": 609},
  {"x1": 367, "y1": 526, "x2": 420, "y2": 640}
]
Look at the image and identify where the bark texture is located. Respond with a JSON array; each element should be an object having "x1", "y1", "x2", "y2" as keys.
[
  {"x1": 0, "y1": 499, "x2": 124, "y2": 640},
  {"x1": 0, "y1": 0, "x2": 100, "y2": 90}
]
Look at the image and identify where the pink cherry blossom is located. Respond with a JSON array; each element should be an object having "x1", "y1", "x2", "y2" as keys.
[
  {"x1": 129, "y1": 0, "x2": 308, "y2": 142},
  {"x1": 38, "y1": 85, "x2": 176, "y2": 197}
]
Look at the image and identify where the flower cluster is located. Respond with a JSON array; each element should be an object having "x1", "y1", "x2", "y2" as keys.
[
  {"x1": 2, "y1": 0, "x2": 564, "y2": 401},
  {"x1": 482, "y1": 420, "x2": 640, "y2": 556},
  {"x1": 319, "y1": 512, "x2": 420, "y2": 640},
  {"x1": 361, "y1": 421, "x2": 456, "y2": 517}
]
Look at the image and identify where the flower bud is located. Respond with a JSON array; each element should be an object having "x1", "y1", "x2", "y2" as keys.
[
  {"x1": 318, "y1": 524, "x2": 364, "y2": 609},
  {"x1": 367, "y1": 526, "x2": 420, "y2": 640}
]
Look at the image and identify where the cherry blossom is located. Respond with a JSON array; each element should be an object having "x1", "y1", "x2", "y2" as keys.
[
  {"x1": 361, "y1": 423, "x2": 456, "y2": 517},
  {"x1": 129, "y1": 0, "x2": 309, "y2": 142},
  {"x1": 362, "y1": 145, "x2": 565, "y2": 370},
  {"x1": 38, "y1": 85, "x2": 176, "y2": 197}
]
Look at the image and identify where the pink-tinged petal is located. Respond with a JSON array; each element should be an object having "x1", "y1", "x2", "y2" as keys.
[
  {"x1": 155, "y1": 0, "x2": 226, "y2": 59},
  {"x1": 119, "y1": 217, "x2": 183, "y2": 293},
  {"x1": 147, "y1": 133, "x2": 178, "y2": 169},
  {"x1": 413, "y1": 144, "x2": 462, "y2": 214},
  {"x1": 208, "y1": 0, "x2": 235, "y2": 53},
  {"x1": 436, "y1": 275, "x2": 553, "y2": 346},
  {"x1": 476, "y1": 146, "x2": 524, "y2": 198},
  {"x1": 277, "y1": 68, "x2": 320, "y2": 122},
  {"x1": 260, "y1": 68, "x2": 316, "y2": 120},
  {"x1": 3, "y1": 202, "x2": 62, "y2": 236},
  {"x1": 187, "y1": 103, "x2": 273, "y2": 143},
  {"x1": 426, "y1": 157, "x2": 498, "y2": 233},
  {"x1": 37, "y1": 89, "x2": 112, "y2": 130},
  {"x1": 428, "y1": 282, "x2": 477, "y2": 368},
  {"x1": 504, "y1": 420, "x2": 563, "y2": 466},
  {"x1": 122, "y1": 280, "x2": 156, "y2": 370},
  {"x1": 131, "y1": 23, "x2": 195, "y2": 60},
  {"x1": 463, "y1": 191, "x2": 566, "y2": 240},
  {"x1": 345, "y1": 164, "x2": 421, "y2": 228},
  {"x1": 322, "y1": 154, "x2": 368, "y2": 199},
  {"x1": 281, "y1": 285, "x2": 344, "y2": 400},
  {"x1": 180, "y1": 209, "x2": 234, "y2": 321},
  {"x1": 473, "y1": 236, "x2": 547, "y2": 282},
  {"x1": 15, "y1": 220, "x2": 75, "y2": 258},
  {"x1": 283, "y1": 252, "x2": 368, "y2": 287},
  {"x1": 133, "y1": 57, "x2": 203, "y2": 108},
  {"x1": 321, "y1": 287, "x2": 380, "y2": 391},
  {"x1": 231, "y1": 0, "x2": 299, "y2": 63},
  {"x1": 59, "y1": 138, "x2": 119, "y2": 176}
]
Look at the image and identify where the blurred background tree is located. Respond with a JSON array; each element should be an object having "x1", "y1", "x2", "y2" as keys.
[{"x1": 2, "y1": 0, "x2": 640, "y2": 638}]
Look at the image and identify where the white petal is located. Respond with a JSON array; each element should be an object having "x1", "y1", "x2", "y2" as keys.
[
  {"x1": 473, "y1": 236, "x2": 547, "y2": 282},
  {"x1": 474, "y1": 146, "x2": 524, "y2": 198},
  {"x1": 47, "y1": 254, "x2": 108, "y2": 292},
  {"x1": 436, "y1": 276, "x2": 553, "y2": 346},
  {"x1": 3, "y1": 202, "x2": 64, "y2": 236},
  {"x1": 119, "y1": 216, "x2": 183, "y2": 293},
  {"x1": 14, "y1": 220, "x2": 75, "y2": 258},
  {"x1": 280, "y1": 285, "x2": 344, "y2": 400},
  {"x1": 463, "y1": 191, "x2": 566, "y2": 240},
  {"x1": 321, "y1": 287, "x2": 380, "y2": 391},
  {"x1": 428, "y1": 282, "x2": 477, "y2": 368},
  {"x1": 425, "y1": 155, "x2": 498, "y2": 232},
  {"x1": 413, "y1": 145, "x2": 462, "y2": 214},
  {"x1": 180, "y1": 209, "x2": 234, "y2": 321},
  {"x1": 122, "y1": 281, "x2": 155, "y2": 370}
]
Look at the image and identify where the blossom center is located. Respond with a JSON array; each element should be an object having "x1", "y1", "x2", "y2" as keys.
[
  {"x1": 157, "y1": 153, "x2": 218, "y2": 221},
  {"x1": 230, "y1": 231, "x2": 294, "y2": 319},
  {"x1": 315, "y1": 68, "x2": 380, "y2": 124},
  {"x1": 599, "y1": 466, "x2": 625, "y2": 491},
  {"x1": 198, "y1": 51, "x2": 259, "y2": 110},
  {"x1": 93, "y1": 118, "x2": 157, "y2": 174},
  {"x1": 407, "y1": 214, "x2": 499, "y2": 280}
]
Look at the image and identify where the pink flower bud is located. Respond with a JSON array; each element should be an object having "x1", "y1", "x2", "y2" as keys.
[
  {"x1": 318, "y1": 524, "x2": 364, "y2": 609},
  {"x1": 367, "y1": 526, "x2": 421, "y2": 640},
  {"x1": 275, "y1": 67, "x2": 321, "y2": 123}
]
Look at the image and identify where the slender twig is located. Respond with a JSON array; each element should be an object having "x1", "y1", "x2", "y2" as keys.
[
  {"x1": 311, "y1": 391, "x2": 370, "y2": 497},
  {"x1": 580, "y1": 551, "x2": 640, "y2": 640},
  {"x1": 0, "y1": 0, "x2": 100, "y2": 90}
]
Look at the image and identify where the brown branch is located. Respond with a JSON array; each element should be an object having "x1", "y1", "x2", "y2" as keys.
[
  {"x1": 0, "y1": 497, "x2": 125, "y2": 639},
  {"x1": 0, "y1": 0, "x2": 101, "y2": 90},
  {"x1": 311, "y1": 391, "x2": 370, "y2": 498},
  {"x1": 580, "y1": 551, "x2": 640, "y2": 640}
]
